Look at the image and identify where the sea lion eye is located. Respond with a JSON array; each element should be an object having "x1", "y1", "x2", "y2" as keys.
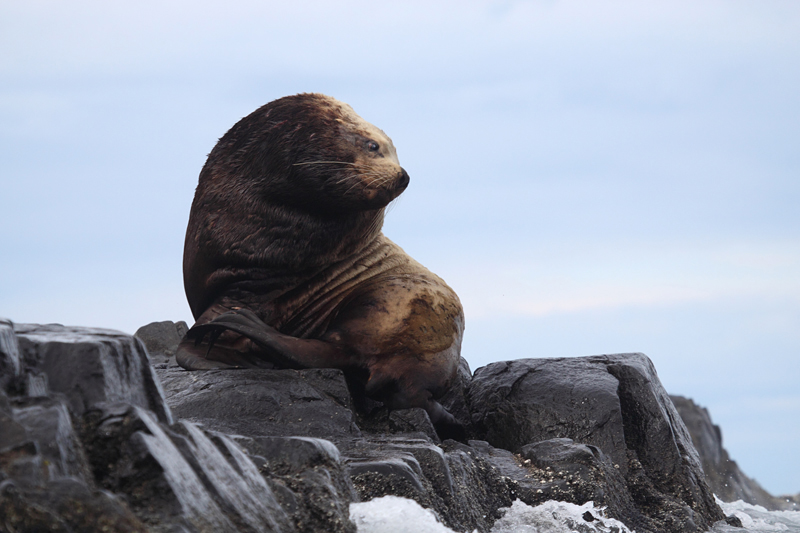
[{"x1": 367, "y1": 141, "x2": 379, "y2": 152}]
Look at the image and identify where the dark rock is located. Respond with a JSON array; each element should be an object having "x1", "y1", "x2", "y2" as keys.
[
  {"x1": 344, "y1": 438, "x2": 438, "y2": 508},
  {"x1": 518, "y1": 438, "x2": 648, "y2": 527},
  {"x1": 354, "y1": 405, "x2": 440, "y2": 442},
  {"x1": 0, "y1": 319, "x2": 21, "y2": 391},
  {"x1": 5, "y1": 319, "x2": 751, "y2": 533},
  {"x1": 439, "y1": 440, "x2": 514, "y2": 531},
  {"x1": 156, "y1": 365, "x2": 361, "y2": 440},
  {"x1": 80, "y1": 401, "x2": 297, "y2": 532},
  {"x1": 468, "y1": 356, "x2": 626, "y2": 469},
  {"x1": 14, "y1": 323, "x2": 172, "y2": 424},
  {"x1": 341, "y1": 435, "x2": 656, "y2": 533},
  {"x1": 671, "y1": 395, "x2": 796, "y2": 511},
  {"x1": 0, "y1": 477, "x2": 148, "y2": 533},
  {"x1": 387, "y1": 408, "x2": 440, "y2": 442},
  {"x1": 135, "y1": 320, "x2": 189, "y2": 366},
  {"x1": 2, "y1": 319, "x2": 307, "y2": 532},
  {"x1": 237, "y1": 436, "x2": 356, "y2": 533},
  {"x1": 10, "y1": 397, "x2": 92, "y2": 482},
  {"x1": 1, "y1": 393, "x2": 94, "y2": 495},
  {"x1": 725, "y1": 514, "x2": 745, "y2": 528},
  {"x1": 445, "y1": 438, "x2": 658, "y2": 532},
  {"x1": 397, "y1": 438, "x2": 508, "y2": 532},
  {"x1": 467, "y1": 353, "x2": 725, "y2": 532},
  {"x1": 1, "y1": 379, "x2": 149, "y2": 532},
  {"x1": 343, "y1": 434, "x2": 651, "y2": 533},
  {"x1": 0, "y1": 404, "x2": 27, "y2": 454}
]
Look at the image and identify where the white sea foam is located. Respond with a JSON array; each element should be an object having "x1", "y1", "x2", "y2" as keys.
[
  {"x1": 489, "y1": 500, "x2": 632, "y2": 533},
  {"x1": 350, "y1": 496, "x2": 800, "y2": 533},
  {"x1": 349, "y1": 496, "x2": 458, "y2": 533},
  {"x1": 711, "y1": 497, "x2": 800, "y2": 533},
  {"x1": 350, "y1": 497, "x2": 631, "y2": 533}
]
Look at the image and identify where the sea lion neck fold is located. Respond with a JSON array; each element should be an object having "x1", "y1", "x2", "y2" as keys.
[{"x1": 184, "y1": 201, "x2": 385, "y2": 319}]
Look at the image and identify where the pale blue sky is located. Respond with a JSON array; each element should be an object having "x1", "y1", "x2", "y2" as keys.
[{"x1": 1, "y1": 1, "x2": 798, "y2": 495}]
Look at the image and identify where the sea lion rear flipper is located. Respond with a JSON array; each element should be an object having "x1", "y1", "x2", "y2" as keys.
[
  {"x1": 187, "y1": 308, "x2": 354, "y2": 370},
  {"x1": 188, "y1": 308, "x2": 275, "y2": 348},
  {"x1": 175, "y1": 336, "x2": 244, "y2": 370}
]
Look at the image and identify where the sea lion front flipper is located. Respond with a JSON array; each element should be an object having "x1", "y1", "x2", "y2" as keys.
[{"x1": 187, "y1": 308, "x2": 356, "y2": 370}]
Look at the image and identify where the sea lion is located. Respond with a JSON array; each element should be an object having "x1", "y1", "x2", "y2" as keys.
[{"x1": 176, "y1": 93, "x2": 465, "y2": 437}]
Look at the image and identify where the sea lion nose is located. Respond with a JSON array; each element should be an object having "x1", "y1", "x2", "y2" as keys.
[{"x1": 398, "y1": 168, "x2": 410, "y2": 189}]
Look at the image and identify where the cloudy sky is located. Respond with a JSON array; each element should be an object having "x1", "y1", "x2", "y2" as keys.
[{"x1": 2, "y1": 1, "x2": 798, "y2": 495}]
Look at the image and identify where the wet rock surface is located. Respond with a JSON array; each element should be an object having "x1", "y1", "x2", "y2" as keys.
[
  {"x1": 158, "y1": 366, "x2": 362, "y2": 440},
  {"x1": 1, "y1": 319, "x2": 756, "y2": 532},
  {"x1": 467, "y1": 354, "x2": 728, "y2": 531},
  {"x1": 11, "y1": 322, "x2": 171, "y2": 424}
]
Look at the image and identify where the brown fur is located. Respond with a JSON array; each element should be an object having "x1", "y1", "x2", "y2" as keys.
[{"x1": 178, "y1": 93, "x2": 464, "y2": 433}]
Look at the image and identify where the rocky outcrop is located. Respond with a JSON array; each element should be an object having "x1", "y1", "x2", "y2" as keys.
[
  {"x1": 466, "y1": 355, "x2": 728, "y2": 532},
  {"x1": 12, "y1": 322, "x2": 171, "y2": 424},
  {"x1": 671, "y1": 395, "x2": 797, "y2": 511},
  {"x1": 0, "y1": 320, "x2": 338, "y2": 532},
  {"x1": 1, "y1": 319, "x2": 741, "y2": 532},
  {"x1": 134, "y1": 320, "x2": 188, "y2": 367}
]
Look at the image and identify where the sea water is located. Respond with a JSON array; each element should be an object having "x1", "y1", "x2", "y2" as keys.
[
  {"x1": 349, "y1": 495, "x2": 800, "y2": 533},
  {"x1": 711, "y1": 498, "x2": 800, "y2": 533}
]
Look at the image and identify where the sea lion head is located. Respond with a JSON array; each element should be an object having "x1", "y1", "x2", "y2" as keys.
[
  {"x1": 200, "y1": 93, "x2": 409, "y2": 215},
  {"x1": 185, "y1": 93, "x2": 411, "y2": 316}
]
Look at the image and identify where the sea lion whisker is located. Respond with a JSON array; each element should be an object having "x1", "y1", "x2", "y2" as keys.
[
  {"x1": 362, "y1": 178, "x2": 384, "y2": 188},
  {"x1": 357, "y1": 170, "x2": 387, "y2": 183},
  {"x1": 335, "y1": 178, "x2": 363, "y2": 192},
  {"x1": 344, "y1": 180, "x2": 366, "y2": 195},
  {"x1": 369, "y1": 175, "x2": 394, "y2": 188},
  {"x1": 333, "y1": 172, "x2": 359, "y2": 185},
  {"x1": 368, "y1": 174, "x2": 390, "y2": 184},
  {"x1": 364, "y1": 211, "x2": 384, "y2": 237}
]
